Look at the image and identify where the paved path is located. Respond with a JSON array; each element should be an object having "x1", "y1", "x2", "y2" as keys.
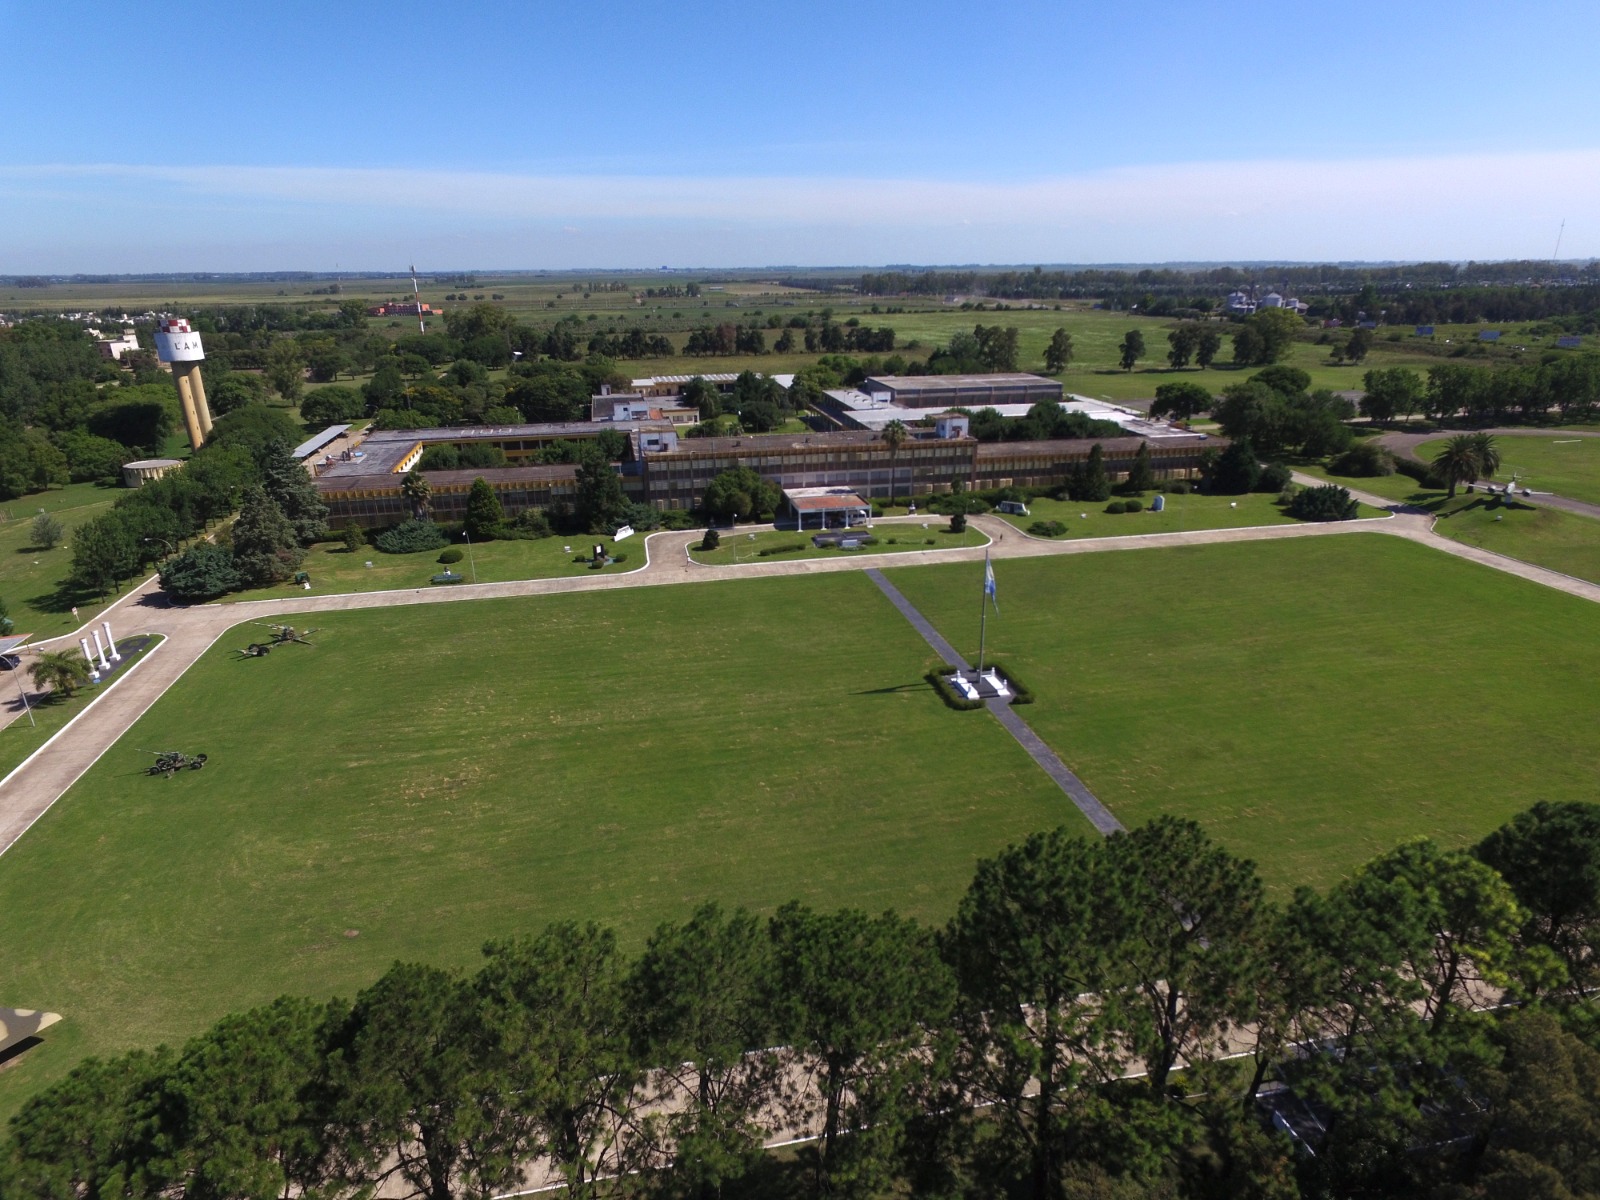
[
  {"x1": 865, "y1": 568, "x2": 1126, "y2": 836},
  {"x1": 4, "y1": 503, "x2": 1599, "y2": 858},
  {"x1": 1374, "y1": 428, "x2": 1600, "y2": 521}
]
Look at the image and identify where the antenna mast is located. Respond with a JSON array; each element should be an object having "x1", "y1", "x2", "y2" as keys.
[
  {"x1": 410, "y1": 263, "x2": 425, "y2": 333},
  {"x1": 1554, "y1": 219, "x2": 1566, "y2": 263}
]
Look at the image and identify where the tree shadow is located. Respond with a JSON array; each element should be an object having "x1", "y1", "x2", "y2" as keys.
[{"x1": 854, "y1": 682, "x2": 926, "y2": 696}]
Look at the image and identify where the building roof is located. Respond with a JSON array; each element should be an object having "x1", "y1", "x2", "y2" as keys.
[
  {"x1": 121, "y1": 458, "x2": 183, "y2": 470},
  {"x1": 865, "y1": 373, "x2": 1061, "y2": 392},
  {"x1": 975, "y1": 435, "x2": 1209, "y2": 460},
  {"x1": 783, "y1": 486, "x2": 869, "y2": 513},
  {"x1": 315, "y1": 463, "x2": 581, "y2": 494},
  {"x1": 291, "y1": 424, "x2": 351, "y2": 459},
  {"x1": 641, "y1": 429, "x2": 914, "y2": 457}
]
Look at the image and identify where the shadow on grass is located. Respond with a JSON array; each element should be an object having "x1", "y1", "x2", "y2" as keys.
[{"x1": 854, "y1": 682, "x2": 928, "y2": 696}]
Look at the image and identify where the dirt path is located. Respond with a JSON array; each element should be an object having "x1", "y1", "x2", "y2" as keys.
[{"x1": 3, "y1": 505, "x2": 1598, "y2": 858}]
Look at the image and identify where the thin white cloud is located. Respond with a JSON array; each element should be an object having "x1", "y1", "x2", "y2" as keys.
[{"x1": 2, "y1": 150, "x2": 1598, "y2": 267}]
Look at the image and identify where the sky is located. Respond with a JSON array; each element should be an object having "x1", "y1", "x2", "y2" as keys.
[{"x1": 3, "y1": 0, "x2": 1600, "y2": 272}]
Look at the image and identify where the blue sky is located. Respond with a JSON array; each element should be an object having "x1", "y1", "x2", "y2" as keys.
[{"x1": 3, "y1": 0, "x2": 1599, "y2": 271}]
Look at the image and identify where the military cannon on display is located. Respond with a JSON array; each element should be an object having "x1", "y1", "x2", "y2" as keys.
[
  {"x1": 235, "y1": 623, "x2": 320, "y2": 658},
  {"x1": 142, "y1": 749, "x2": 208, "y2": 778}
]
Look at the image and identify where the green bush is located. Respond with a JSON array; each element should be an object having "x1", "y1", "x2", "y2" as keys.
[
  {"x1": 951, "y1": 512, "x2": 968, "y2": 533},
  {"x1": 612, "y1": 553, "x2": 628, "y2": 564},
  {"x1": 374, "y1": 520, "x2": 449, "y2": 554},
  {"x1": 1256, "y1": 462, "x2": 1294, "y2": 493},
  {"x1": 1278, "y1": 487, "x2": 1300, "y2": 506},
  {"x1": 758, "y1": 542, "x2": 807, "y2": 557},
  {"x1": 1104, "y1": 501, "x2": 1127, "y2": 514},
  {"x1": 437, "y1": 548, "x2": 464, "y2": 565},
  {"x1": 699, "y1": 528, "x2": 721, "y2": 551},
  {"x1": 1164, "y1": 480, "x2": 1192, "y2": 495},
  {"x1": 1329, "y1": 443, "x2": 1397, "y2": 477},
  {"x1": 926, "y1": 671, "x2": 984, "y2": 712},
  {"x1": 1394, "y1": 457, "x2": 1440, "y2": 487},
  {"x1": 1123, "y1": 498, "x2": 1144, "y2": 513},
  {"x1": 1288, "y1": 484, "x2": 1360, "y2": 522},
  {"x1": 1028, "y1": 520, "x2": 1067, "y2": 537}
]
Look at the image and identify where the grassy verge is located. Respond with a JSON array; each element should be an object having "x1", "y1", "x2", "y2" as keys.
[
  {"x1": 989, "y1": 491, "x2": 1383, "y2": 539},
  {"x1": 0, "y1": 483, "x2": 125, "y2": 633},
  {"x1": 225, "y1": 533, "x2": 643, "y2": 601},
  {"x1": 687, "y1": 523, "x2": 988, "y2": 564}
]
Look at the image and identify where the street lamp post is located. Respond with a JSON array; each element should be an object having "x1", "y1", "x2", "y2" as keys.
[{"x1": 461, "y1": 529, "x2": 478, "y2": 584}]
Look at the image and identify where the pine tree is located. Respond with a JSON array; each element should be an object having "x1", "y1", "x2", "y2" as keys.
[
  {"x1": 1069, "y1": 443, "x2": 1111, "y2": 502},
  {"x1": 464, "y1": 477, "x2": 505, "y2": 541},
  {"x1": 1122, "y1": 442, "x2": 1155, "y2": 494},
  {"x1": 257, "y1": 442, "x2": 329, "y2": 545},
  {"x1": 231, "y1": 487, "x2": 303, "y2": 587}
]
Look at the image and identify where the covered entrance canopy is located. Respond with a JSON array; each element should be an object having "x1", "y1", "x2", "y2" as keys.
[{"x1": 783, "y1": 486, "x2": 870, "y2": 529}]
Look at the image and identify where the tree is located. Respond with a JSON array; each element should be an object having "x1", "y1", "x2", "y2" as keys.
[
  {"x1": 1432, "y1": 433, "x2": 1485, "y2": 497},
  {"x1": 1120, "y1": 441, "x2": 1155, "y2": 494},
  {"x1": 144, "y1": 996, "x2": 335, "y2": 1200},
  {"x1": 30, "y1": 649, "x2": 92, "y2": 699},
  {"x1": 1209, "y1": 436, "x2": 1261, "y2": 494},
  {"x1": 700, "y1": 467, "x2": 780, "y2": 523},
  {"x1": 1118, "y1": 329, "x2": 1146, "y2": 371},
  {"x1": 682, "y1": 377, "x2": 721, "y2": 421},
  {"x1": 1166, "y1": 324, "x2": 1200, "y2": 369},
  {"x1": 55, "y1": 431, "x2": 129, "y2": 483},
  {"x1": 326, "y1": 962, "x2": 523, "y2": 1200},
  {"x1": 1213, "y1": 382, "x2": 1290, "y2": 457},
  {"x1": 69, "y1": 513, "x2": 139, "y2": 595},
  {"x1": 29, "y1": 511, "x2": 64, "y2": 550},
  {"x1": 1338, "y1": 326, "x2": 1374, "y2": 364},
  {"x1": 881, "y1": 420, "x2": 908, "y2": 499},
  {"x1": 299, "y1": 385, "x2": 365, "y2": 429},
  {"x1": 1067, "y1": 443, "x2": 1112, "y2": 502},
  {"x1": 1044, "y1": 328, "x2": 1075, "y2": 374},
  {"x1": 1359, "y1": 368, "x2": 1424, "y2": 426},
  {"x1": 626, "y1": 904, "x2": 780, "y2": 1199},
  {"x1": 946, "y1": 828, "x2": 1128, "y2": 1199},
  {"x1": 949, "y1": 510, "x2": 967, "y2": 534},
  {"x1": 1469, "y1": 431, "x2": 1502, "y2": 481},
  {"x1": 207, "y1": 372, "x2": 270, "y2": 416},
  {"x1": 974, "y1": 324, "x2": 1020, "y2": 371},
  {"x1": 1231, "y1": 325, "x2": 1265, "y2": 366},
  {"x1": 573, "y1": 450, "x2": 627, "y2": 534},
  {"x1": 258, "y1": 442, "x2": 329, "y2": 544},
  {"x1": 158, "y1": 544, "x2": 241, "y2": 603},
  {"x1": 400, "y1": 470, "x2": 432, "y2": 521},
  {"x1": 475, "y1": 924, "x2": 640, "y2": 1200},
  {"x1": 1150, "y1": 381, "x2": 1212, "y2": 423},
  {"x1": 230, "y1": 487, "x2": 303, "y2": 588},
  {"x1": 770, "y1": 904, "x2": 954, "y2": 1199},
  {"x1": 1287, "y1": 484, "x2": 1359, "y2": 521},
  {"x1": 464, "y1": 477, "x2": 505, "y2": 541},
  {"x1": 1194, "y1": 327, "x2": 1223, "y2": 369},
  {"x1": 263, "y1": 339, "x2": 306, "y2": 402},
  {"x1": 1475, "y1": 801, "x2": 1600, "y2": 996},
  {"x1": 340, "y1": 524, "x2": 365, "y2": 553},
  {"x1": 1246, "y1": 307, "x2": 1305, "y2": 364}
]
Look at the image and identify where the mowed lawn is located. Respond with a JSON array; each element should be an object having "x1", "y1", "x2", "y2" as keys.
[
  {"x1": 0, "y1": 482, "x2": 123, "y2": 633},
  {"x1": 1419, "y1": 434, "x2": 1600, "y2": 506},
  {"x1": 887, "y1": 535, "x2": 1600, "y2": 889},
  {"x1": 0, "y1": 573, "x2": 1073, "y2": 1116}
]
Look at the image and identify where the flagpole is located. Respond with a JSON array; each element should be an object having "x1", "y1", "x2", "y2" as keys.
[{"x1": 977, "y1": 552, "x2": 989, "y2": 675}]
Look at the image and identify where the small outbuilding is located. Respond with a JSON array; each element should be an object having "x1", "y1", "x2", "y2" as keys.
[
  {"x1": 782, "y1": 486, "x2": 870, "y2": 529},
  {"x1": 121, "y1": 458, "x2": 183, "y2": 488}
]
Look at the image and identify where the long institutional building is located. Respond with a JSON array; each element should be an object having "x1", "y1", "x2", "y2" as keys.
[{"x1": 310, "y1": 372, "x2": 1213, "y2": 528}]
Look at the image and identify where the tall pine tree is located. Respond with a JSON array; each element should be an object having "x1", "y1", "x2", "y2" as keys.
[
  {"x1": 257, "y1": 442, "x2": 329, "y2": 545},
  {"x1": 231, "y1": 487, "x2": 303, "y2": 587}
]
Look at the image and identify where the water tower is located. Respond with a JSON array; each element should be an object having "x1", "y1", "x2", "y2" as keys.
[{"x1": 154, "y1": 317, "x2": 213, "y2": 450}]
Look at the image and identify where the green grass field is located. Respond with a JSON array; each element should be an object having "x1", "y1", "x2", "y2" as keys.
[
  {"x1": 987, "y1": 492, "x2": 1384, "y2": 539},
  {"x1": 0, "y1": 482, "x2": 126, "y2": 634},
  {"x1": 0, "y1": 636, "x2": 163, "y2": 779},
  {"x1": 0, "y1": 574, "x2": 1073, "y2": 1116},
  {"x1": 228, "y1": 532, "x2": 644, "y2": 601},
  {"x1": 1418, "y1": 434, "x2": 1600, "y2": 506},
  {"x1": 887, "y1": 535, "x2": 1600, "y2": 891},
  {"x1": 687, "y1": 523, "x2": 987, "y2": 564}
]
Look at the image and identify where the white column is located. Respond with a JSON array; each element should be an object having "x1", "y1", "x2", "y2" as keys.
[
  {"x1": 80, "y1": 638, "x2": 101, "y2": 683},
  {"x1": 92, "y1": 630, "x2": 111, "y2": 671},
  {"x1": 101, "y1": 621, "x2": 121, "y2": 661}
]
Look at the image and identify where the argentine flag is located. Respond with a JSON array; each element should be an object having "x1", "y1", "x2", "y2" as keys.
[{"x1": 984, "y1": 553, "x2": 999, "y2": 614}]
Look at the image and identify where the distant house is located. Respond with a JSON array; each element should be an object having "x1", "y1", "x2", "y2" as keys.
[
  {"x1": 368, "y1": 302, "x2": 438, "y2": 317},
  {"x1": 94, "y1": 328, "x2": 141, "y2": 360},
  {"x1": 1225, "y1": 290, "x2": 1255, "y2": 314}
]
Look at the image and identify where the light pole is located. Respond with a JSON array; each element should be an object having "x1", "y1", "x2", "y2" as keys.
[
  {"x1": 461, "y1": 529, "x2": 478, "y2": 584},
  {"x1": 731, "y1": 513, "x2": 738, "y2": 562},
  {"x1": 9, "y1": 653, "x2": 35, "y2": 728},
  {"x1": 143, "y1": 536, "x2": 177, "y2": 558}
]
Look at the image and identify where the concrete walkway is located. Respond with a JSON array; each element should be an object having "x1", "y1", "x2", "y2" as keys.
[
  {"x1": 863, "y1": 568, "x2": 1124, "y2": 836},
  {"x1": 4, "y1": 502, "x2": 1598, "y2": 858},
  {"x1": 1374, "y1": 428, "x2": 1600, "y2": 522}
]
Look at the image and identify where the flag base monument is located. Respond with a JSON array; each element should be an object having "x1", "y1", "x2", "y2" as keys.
[{"x1": 946, "y1": 551, "x2": 1012, "y2": 700}]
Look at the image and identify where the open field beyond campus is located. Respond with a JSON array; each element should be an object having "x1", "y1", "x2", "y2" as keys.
[
  {"x1": 886, "y1": 535, "x2": 1600, "y2": 889},
  {"x1": 2, "y1": 534, "x2": 1599, "y2": 1116},
  {"x1": 1418, "y1": 434, "x2": 1600, "y2": 506},
  {"x1": 0, "y1": 573, "x2": 1072, "y2": 1115}
]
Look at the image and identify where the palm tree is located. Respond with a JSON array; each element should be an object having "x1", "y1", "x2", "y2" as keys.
[
  {"x1": 400, "y1": 469, "x2": 432, "y2": 521},
  {"x1": 1432, "y1": 434, "x2": 1484, "y2": 498},
  {"x1": 881, "y1": 420, "x2": 907, "y2": 504},
  {"x1": 30, "y1": 650, "x2": 91, "y2": 701},
  {"x1": 1469, "y1": 432, "x2": 1501, "y2": 482}
]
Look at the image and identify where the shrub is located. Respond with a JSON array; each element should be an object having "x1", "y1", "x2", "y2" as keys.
[
  {"x1": 339, "y1": 524, "x2": 365, "y2": 553},
  {"x1": 374, "y1": 519, "x2": 449, "y2": 554},
  {"x1": 1123, "y1": 498, "x2": 1144, "y2": 513},
  {"x1": 1104, "y1": 501, "x2": 1127, "y2": 514},
  {"x1": 1164, "y1": 480, "x2": 1192, "y2": 495},
  {"x1": 1394, "y1": 457, "x2": 1441, "y2": 487},
  {"x1": 158, "y1": 543, "x2": 241, "y2": 603},
  {"x1": 758, "y1": 542, "x2": 807, "y2": 557},
  {"x1": 926, "y1": 671, "x2": 984, "y2": 712},
  {"x1": 950, "y1": 512, "x2": 968, "y2": 533},
  {"x1": 1028, "y1": 520, "x2": 1068, "y2": 537},
  {"x1": 1256, "y1": 462, "x2": 1294, "y2": 493},
  {"x1": 1288, "y1": 484, "x2": 1360, "y2": 522},
  {"x1": 1278, "y1": 487, "x2": 1300, "y2": 506},
  {"x1": 612, "y1": 553, "x2": 628, "y2": 564},
  {"x1": 1329, "y1": 442, "x2": 1397, "y2": 477},
  {"x1": 437, "y1": 548, "x2": 464, "y2": 564}
]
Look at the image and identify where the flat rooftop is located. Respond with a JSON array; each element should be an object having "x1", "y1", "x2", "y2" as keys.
[
  {"x1": 783, "y1": 486, "x2": 870, "y2": 513},
  {"x1": 640, "y1": 429, "x2": 933, "y2": 456},
  {"x1": 865, "y1": 373, "x2": 1060, "y2": 392},
  {"x1": 291, "y1": 424, "x2": 350, "y2": 460}
]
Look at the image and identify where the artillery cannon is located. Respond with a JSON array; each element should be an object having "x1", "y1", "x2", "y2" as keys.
[
  {"x1": 142, "y1": 749, "x2": 208, "y2": 778},
  {"x1": 235, "y1": 623, "x2": 319, "y2": 658}
]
